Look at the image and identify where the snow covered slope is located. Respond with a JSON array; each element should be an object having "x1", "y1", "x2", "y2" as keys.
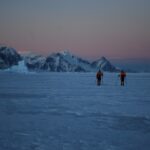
[
  {"x1": 0, "y1": 72, "x2": 150, "y2": 150},
  {"x1": 45, "y1": 51, "x2": 91, "y2": 72},
  {"x1": 91, "y1": 56, "x2": 119, "y2": 72},
  {"x1": 24, "y1": 53, "x2": 46, "y2": 71},
  {"x1": 24, "y1": 50, "x2": 118, "y2": 72},
  {"x1": 5, "y1": 60, "x2": 28, "y2": 73}
]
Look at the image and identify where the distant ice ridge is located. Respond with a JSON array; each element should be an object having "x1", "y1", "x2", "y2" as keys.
[{"x1": 5, "y1": 60, "x2": 28, "y2": 73}]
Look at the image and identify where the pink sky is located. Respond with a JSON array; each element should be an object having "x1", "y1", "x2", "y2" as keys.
[{"x1": 0, "y1": 0, "x2": 150, "y2": 59}]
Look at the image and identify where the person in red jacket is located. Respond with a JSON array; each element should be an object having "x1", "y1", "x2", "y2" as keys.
[
  {"x1": 96, "y1": 70, "x2": 103, "y2": 86},
  {"x1": 119, "y1": 70, "x2": 126, "y2": 86}
]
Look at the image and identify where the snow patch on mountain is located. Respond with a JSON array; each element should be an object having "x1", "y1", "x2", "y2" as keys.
[
  {"x1": 5, "y1": 60, "x2": 28, "y2": 73},
  {"x1": 24, "y1": 54, "x2": 46, "y2": 71}
]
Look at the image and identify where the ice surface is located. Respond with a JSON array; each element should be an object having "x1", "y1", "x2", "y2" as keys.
[{"x1": 0, "y1": 72, "x2": 150, "y2": 150}]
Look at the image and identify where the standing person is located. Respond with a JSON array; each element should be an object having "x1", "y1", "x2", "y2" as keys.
[
  {"x1": 119, "y1": 70, "x2": 126, "y2": 86},
  {"x1": 96, "y1": 70, "x2": 103, "y2": 86}
]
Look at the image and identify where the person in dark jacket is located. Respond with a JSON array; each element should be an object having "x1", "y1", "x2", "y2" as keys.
[{"x1": 96, "y1": 70, "x2": 103, "y2": 86}]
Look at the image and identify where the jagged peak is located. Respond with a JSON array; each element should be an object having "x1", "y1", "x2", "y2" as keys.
[
  {"x1": 0, "y1": 45, "x2": 17, "y2": 54},
  {"x1": 93, "y1": 56, "x2": 108, "y2": 64},
  {"x1": 100, "y1": 56, "x2": 107, "y2": 61},
  {"x1": 49, "y1": 50, "x2": 72, "y2": 58},
  {"x1": 59, "y1": 50, "x2": 72, "y2": 56}
]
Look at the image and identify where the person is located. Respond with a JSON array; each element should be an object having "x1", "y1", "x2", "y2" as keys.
[
  {"x1": 119, "y1": 70, "x2": 126, "y2": 86},
  {"x1": 96, "y1": 70, "x2": 103, "y2": 86}
]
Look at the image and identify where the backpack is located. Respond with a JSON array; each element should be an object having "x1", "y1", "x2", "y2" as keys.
[{"x1": 121, "y1": 72, "x2": 126, "y2": 78}]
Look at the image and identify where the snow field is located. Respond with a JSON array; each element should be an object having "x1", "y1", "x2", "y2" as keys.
[{"x1": 0, "y1": 72, "x2": 150, "y2": 150}]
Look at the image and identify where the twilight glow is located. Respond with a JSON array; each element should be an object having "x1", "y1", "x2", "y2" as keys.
[{"x1": 0, "y1": 0, "x2": 150, "y2": 59}]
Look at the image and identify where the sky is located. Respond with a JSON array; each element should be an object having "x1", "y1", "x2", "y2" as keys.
[{"x1": 0, "y1": 0, "x2": 150, "y2": 59}]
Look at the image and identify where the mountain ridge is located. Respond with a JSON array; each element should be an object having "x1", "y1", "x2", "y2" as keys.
[{"x1": 0, "y1": 46, "x2": 119, "y2": 72}]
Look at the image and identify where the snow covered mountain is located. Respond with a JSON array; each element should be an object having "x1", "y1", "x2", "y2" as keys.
[
  {"x1": 44, "y1": 51, "x2": 91, "y2": 72},
  {"x1": 0, "y1": 46, "x2": 22, "y2": 69},
  {"x1": 0, "y1": 46, "x2": 119, "y2": 72},
  {"x1": 91, "y1": 56, "x2": 119, "y2": 72},
  {"x1": 24, "y1": 50, "x2": 118, "y2": 72}
]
